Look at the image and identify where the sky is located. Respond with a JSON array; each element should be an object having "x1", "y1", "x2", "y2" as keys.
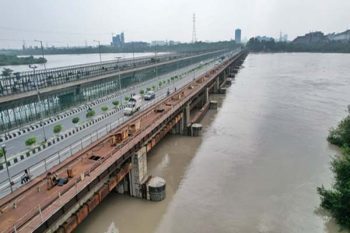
[{"x1": 0, "y1": 0, "x2": 350, "y2": 49}]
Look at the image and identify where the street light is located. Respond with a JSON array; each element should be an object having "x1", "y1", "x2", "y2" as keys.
[
  {"x1": 1, "y1": 144, "x2": 13, "y2": 193},
  {"x1": 115, "y1": 56, "x2": 122, "y2": 103},
  {"x1": 29, "y1": 64, "x2": 47, "y2": 142},
  {"x1": 93, "y1": 40, "x2": 102, "y2": 63},
  {"x1": 34, "y1": 40, "x2": 47, "y2": 71}
]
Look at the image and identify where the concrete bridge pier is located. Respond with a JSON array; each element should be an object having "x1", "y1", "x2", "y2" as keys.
[{"x1": 129, "y1": 146, "x2": 148, "y2": 199}]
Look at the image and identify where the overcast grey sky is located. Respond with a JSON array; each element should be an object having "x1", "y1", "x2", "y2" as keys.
[{"x1": 0, "y1": 0, "x2": 349, "y2": 48}]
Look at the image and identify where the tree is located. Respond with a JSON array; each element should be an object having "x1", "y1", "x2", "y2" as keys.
[
  {"x1": 72, "y1": 117, "x2": 80, "y2": 124},
  {"x1": 101, "y1": 106, "x2": 108, "y2": 112},
  {"x1": 2, "y1": 68, "x2": 13, "y2": 77},
  {"x1": 146, "y1": 87, "x2": 151, "y2": 91},
  {"x1": 0, "y1": 147, "x2": 4, "y2": 158},
  {"x1": 152, "y1": 85, "x2": 156, "y2": 90},
  {"x1": 124, "y1": 96, "x2": 130, "y2": 101},
  {"x1": 53, "y1": 124, "x2": 63, "y2": 135},
  {"x1": 112, "y1": 100, "x2": 119, "y2": 108},
  {"x1": 140, "y1": 89, "x2": 144, "y2": 95},
  {"x1": 25, "y1": 137, "x2": 37, "y2": 147},
  {"x1": 159, "y1": 81, "x2": 162, "y2": 87},
  {"x1": 86, "y1": 110, "x2": 96, "y2": 118},
  {"x1": 318, "y1": 113, "x2": 350, "y2": 229}
]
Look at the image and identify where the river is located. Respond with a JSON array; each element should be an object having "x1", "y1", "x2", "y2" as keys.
[
  {"x1": 76, "y1": 53, "x2": 350, "y2": 233},
  {"x1": 0, "y1": 52, "x2": 164, "y2": 73}
]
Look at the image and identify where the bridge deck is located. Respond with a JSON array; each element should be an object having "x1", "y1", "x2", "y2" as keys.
[{"x1": 0, "y1": 51, "x2": 243, "y2": 233}]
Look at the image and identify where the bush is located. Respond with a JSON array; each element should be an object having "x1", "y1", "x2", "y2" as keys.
[
  {"x1": 53, "y1": 124, "x2": 63, "y2": 134},
  {"x1": 0, "y1": 148, "x2": 4, "y2": 158},
  {"x1": 152, "y1": 85, "x2": 156, "y2": 90},
  {"x1": 318, "y1": 113, "x2": 350, "y2": 229},
  {"x1": 124, "y1": 96, "x2": 130, "y2": 101},
  {"x1": 86, "y1": 110, "x2": 96, "y2": 118},
  {"x1": 112, "y1": 101, "x2": 119, "y2": 107},
  {"x1": 72, "y1": 117, "x2": 80, "y2": 124},
  {"x1": 140, "y1": 89, "x2": 144, "y2": 95},
  {"x1": 146, "y1": 87, "x2": 151, "y2": 91},
  {"x1": 159, "y1": 81, "x2": 162, "y2": 87},
  {"x1": 101, "y1": 106, "x2": 108, "y2": 112},
  {"x1": 25, "y1": 137, "x2": 37, "y2": 147}
]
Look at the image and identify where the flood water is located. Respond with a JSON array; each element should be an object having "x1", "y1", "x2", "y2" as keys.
[
  {"x1": 76, "y1": 53, "x2": 350, "y2": 233},
  {"x1": 0, "y1": 52, "x2": 164, "y2": 72}
]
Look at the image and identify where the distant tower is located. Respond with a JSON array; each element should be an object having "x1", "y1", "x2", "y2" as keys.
[
  {"x1": 235, "y1": 29, "x2": 241, "y2": 43},
  {"x1": 192, "y1": 13, "x2": 197, "y2": 43}
]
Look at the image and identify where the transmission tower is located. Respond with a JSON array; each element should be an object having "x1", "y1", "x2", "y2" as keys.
[{"x1": 192, "y1": 13, "x2": 197, "y2": 43}]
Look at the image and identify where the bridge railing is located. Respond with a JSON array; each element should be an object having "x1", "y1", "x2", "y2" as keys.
[{"x1": 0, "y1": 53, "x2": 182, "y2": 97}]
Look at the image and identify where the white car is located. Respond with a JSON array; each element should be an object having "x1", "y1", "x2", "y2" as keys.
[{"x1": 124, "y1": 95, "x2": 143, "y2": 116}]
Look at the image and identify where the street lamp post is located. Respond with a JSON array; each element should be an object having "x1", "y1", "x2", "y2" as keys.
[
  {"x1": 1, "y1": 144, "x2": 13, "y2": 193},
  {"x1": 94, "y1": 40, "x2": 102, "y2": 63},
  {"x1": 34, "y1": 40, "x2": 47, "y2": 70},
  {"x1": 29, "y1": 64, "x2": 47, "y2": 142},
  {"x1": 115, "y1": 56, "x2": 122, "y2": 103}
]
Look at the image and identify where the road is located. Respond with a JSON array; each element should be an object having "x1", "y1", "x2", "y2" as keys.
[{"x1": 0, "y1": 53, "x2": 229, "y2": 198}]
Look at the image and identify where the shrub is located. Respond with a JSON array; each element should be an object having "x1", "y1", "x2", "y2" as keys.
[
  {"x1": 146, "y1": 87, "x2": 151, "y2": 91},
  {"x1": 0, "y1": 148, "x2": 4, "y2": 158},
  {"x1": 53, "y1": 124, "x2": 63, "y2": 134},
  {"x1": 140, "y1": 89, "x2": 145, "y2": 95},
  {"x1": 86, "y1": 110, "x2": 96, "y2": 118},
  {"x1": 72, "y1": 117, "x2": 80, "y2": 124},
  {"x1": 112, "y1": 101, "x2": 119, "y2": 107},
  {"x1": 124, "y1": 96, "x2": 130, "y2": 101},
  {"x1": 25, "y1": 137, "x2": 37, "y2": 147},
  {"x1": 159, "y1": 81, "x2": 162, "y2": 87},
  {"x1": 101, "y1": 106, "x2": 108, "y2": 112},
  {"x1": 152, "y1": 85, "x2": 156, "y2": 90}
]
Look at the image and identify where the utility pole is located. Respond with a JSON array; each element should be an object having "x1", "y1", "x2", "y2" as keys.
[
  {"x1": 1, "y1": 145, "x2": 13, "y2": 193},
  {"x1": 29, "y1": 64, "x2": 47, "y2": 142},
  {"x1": 115, "y1": 56, "x2": 122, "y2": 103},
  {"x1": 34, "y1": 40, "x2": 47, "y2": 70},
  {"x1": 93, "y1": 40, "x2": 102, "y2": 63}
]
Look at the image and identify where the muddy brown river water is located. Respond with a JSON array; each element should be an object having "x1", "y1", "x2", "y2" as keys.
[{"x1": 76, "y1": 53, "x2": 350, "y2": 233}]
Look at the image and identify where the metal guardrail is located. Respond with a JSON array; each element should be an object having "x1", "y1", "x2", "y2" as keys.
[{"x1": 0, "y1": 53, "x2": 183, "y2": 97}]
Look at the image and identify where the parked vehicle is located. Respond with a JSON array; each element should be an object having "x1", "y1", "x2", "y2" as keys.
[
  {"x1": 144, "y1": 91, "x2": 156, "y2": 100},
  {"x1": 124, "y1": 94, "x2": 143, "y2": 116}
]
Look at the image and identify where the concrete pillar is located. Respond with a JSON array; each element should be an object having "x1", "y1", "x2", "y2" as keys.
[
  {"x1": 129, "y1": 146, "x2": 148, "y2": 198},
  {"x1": 185, "y1": 102, "x2": 191, "y2": 127}
]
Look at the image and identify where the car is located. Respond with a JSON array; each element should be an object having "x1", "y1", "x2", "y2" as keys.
[
  {"x1": 144, "y1": 91, "x2": 156, "y2": 100},
  {"x1": 124, "y1": 95, "x2": 143, "y2": 116}
]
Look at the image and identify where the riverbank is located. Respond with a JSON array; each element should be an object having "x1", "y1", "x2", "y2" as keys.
[{"x1": 0, "y1": 54, "x2": 46, "y2": 66}]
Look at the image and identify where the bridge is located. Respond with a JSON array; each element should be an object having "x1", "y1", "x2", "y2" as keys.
[
  {"x1": 0, "y1": 50, "x2": 247, "y2": 233},
  {"x1": 0, "y1": 50, "x2": 227, "y2": 133}
]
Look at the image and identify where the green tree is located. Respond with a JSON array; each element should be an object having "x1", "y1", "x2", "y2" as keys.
[
  {"x1": 2, "y1": 68, "x2": 13, "y2": 77},
  {"x1": 53, "y1": 124, "x2": 63, "y2": 134},
  {"x1": 25, "y1": 137, "x2": 37, "y2": 147},
  {"x1": 101, "y1": 106, "x2": 108, "y2": 112},
  {"x1": 124, "y1": 96, "x2": 130, "y2": 101},
  {"x1": 72, "y1": 117, "x2": 80, "y2": 124},
  {"x1": 112, "y1": 100, "x2": 119, "y2": 107},
  {"x1": 86, "y1": 110, "x2": 96, "y2": 118},
  {"x1": 318, "y1": 113, "x2": 350, "y2": 229},
  {"x1": 0, "y1": 147, "x2": 4, "y2": 158},
  {"x1": 140, "y1": 89, "x2": 145, "y2": 95},
  {"x1": 146, "y1": 87, "x2": 151, "y2": 91}
]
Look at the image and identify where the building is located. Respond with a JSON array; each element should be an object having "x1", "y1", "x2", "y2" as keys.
[
  {"x1": 255, "y1": 36, "x2": 274, "y2": 42},
  {"x1": 235, "y1": 29, "x2": 241, "y2": 43},
  {"x1": 111, "y1": 33, "x2": 125, "y2": 47},
  {"x1": 327, "y1": 30, "x2": 350, "y2": 42},
  {"x1": 293, "y1": 31, "x2": 329, "y2": 44}
]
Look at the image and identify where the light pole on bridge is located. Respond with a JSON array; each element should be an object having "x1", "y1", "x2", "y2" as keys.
[
  {"x1": 29, "y1": 64, "x2": 47, "y2": 142},
  {"x1": 1, "y1": 144, "x2": 13, "y2": 193}
]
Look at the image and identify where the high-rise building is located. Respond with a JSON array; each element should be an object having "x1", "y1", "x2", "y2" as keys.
[
  {"x1": 235, "y1": 29, "x2": 241, "y2": 43},
  {"x1": 111, "y1": 32, "x2": 125, "y2": 47}
]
